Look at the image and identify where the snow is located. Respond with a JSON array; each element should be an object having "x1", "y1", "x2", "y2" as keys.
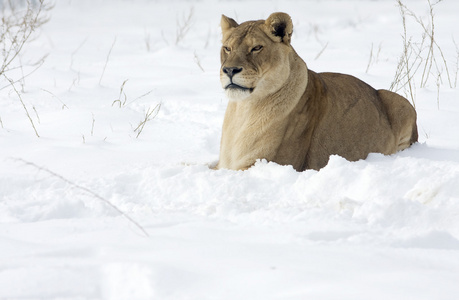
[{"x1": 1, "y1": 0, "x2": 459, "y2": 299}]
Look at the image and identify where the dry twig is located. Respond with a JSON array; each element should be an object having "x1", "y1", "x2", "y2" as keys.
[
  {"x1": 391, "y1": 0, "x2": 454, "y2": 107},
  {"x1": 134, "y1": 103, "x2": 161, "y2": 138},
  {"x1": 1, "y1": 0, "x2": 52, "y2": 136},
  {"x1": 14, "y1": 158, "x2": 150, "y2": 237},
  {"x1": 99, "y1": 36, "x2": 117, "y2": 86},
  {"x1": 175, "y1": 8, "x2": 194, "y2": 45}
]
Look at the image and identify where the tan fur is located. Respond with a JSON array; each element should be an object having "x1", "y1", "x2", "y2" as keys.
[{"x1": 216, "y1": 12, "x2": 418, "y2": 171}]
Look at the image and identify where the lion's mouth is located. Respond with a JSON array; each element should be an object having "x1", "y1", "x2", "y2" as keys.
[{"x1": 225, "y1": 83, "x2": 254, "y2": 93}]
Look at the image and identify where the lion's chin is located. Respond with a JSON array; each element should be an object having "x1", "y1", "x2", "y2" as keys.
[
  {"x1": 224, "y1": 84, "x2": 254, "y2": 102},
  {"x1": 225, "y1": 88, "x2": 251, "y2": 101}
]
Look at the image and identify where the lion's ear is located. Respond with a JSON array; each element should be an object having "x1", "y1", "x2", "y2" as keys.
[
  {"x1": 264, "y1": 12, "x2": 293, "y2": 44},
  {"x1": 221, "y1": 15, "x2": 238, "y2": 32}
]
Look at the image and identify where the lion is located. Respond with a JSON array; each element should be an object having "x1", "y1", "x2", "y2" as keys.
[{"x1": 216, "y1": 12, "x2": 418, "y2": 171}]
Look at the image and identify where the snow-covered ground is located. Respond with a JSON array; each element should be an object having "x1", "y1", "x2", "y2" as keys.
[{"x1": 1, "y1": 0, "x2": 459, "y2": 299}]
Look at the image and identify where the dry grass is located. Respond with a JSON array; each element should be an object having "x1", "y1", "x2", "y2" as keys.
[
  {"x1": 112, "y1": 79, "x2": 129, "y2": 108},
  {"x1": 1, "y1": 0, "x2": 51, "y2": 87},
  {"x1": 390, "y1": 0, "x2": 455, "y2": 108},
  {"x1": 15, "y1": 158, "x2": 150, "y2": 237},
  {"x1": 112, "y1": 79, "x2": 154, "y2": 108},
  {"x1": 99, "y1": 36, "x2": 117, "y2": 86},
  {"x1": 134, "y1": 103, "x2": 161, "y2": 138},
  {"x1": 175, "y1": 7, "x2": 194, "y2": 45},
  {"x1": 1, "y1": 0, "x2": 52, "y2": 136},
  {"x1": 194, "y1": 51, "x2": 205, "y2": 72},
  {"x1": 365, "y1": 42, "x2": 382, "y2": 73}
]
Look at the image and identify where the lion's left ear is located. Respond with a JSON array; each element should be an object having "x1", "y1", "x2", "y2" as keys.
[{"x1": 264, "y1": 12, "x2": 293, "y2": 44}]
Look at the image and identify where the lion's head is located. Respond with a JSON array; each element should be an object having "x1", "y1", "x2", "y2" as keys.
[{"x1": 220, "y1": 12, "x2": 295, "y2": 101}]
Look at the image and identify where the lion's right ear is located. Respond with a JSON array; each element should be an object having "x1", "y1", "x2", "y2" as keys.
[{"x1": 221, "y1": 15, "x2": 239, "y2": 32}]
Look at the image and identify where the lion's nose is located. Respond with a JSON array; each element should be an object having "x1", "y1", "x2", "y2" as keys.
[{"x1": 223, "y1": 67, "x2": 243, "y2": 78}]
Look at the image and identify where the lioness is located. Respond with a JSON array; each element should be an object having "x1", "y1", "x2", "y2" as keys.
[{"x1": 216, "y1": 12, "x2": 418, "y2": 171}]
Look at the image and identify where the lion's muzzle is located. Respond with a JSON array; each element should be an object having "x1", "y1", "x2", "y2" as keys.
[{"x1": 222, "y1": 66, "x2": 253, "y2": 94}]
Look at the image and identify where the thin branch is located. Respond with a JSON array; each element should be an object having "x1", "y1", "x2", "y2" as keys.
[
  {"x1": 33, "y1": 106, "x2": 40, "y2": 124},
  {"x1": 3, "y1": 73, "x2": 40, "y2": 137},
  {"x1": 0, "y1": 53, "x2": 49, "y2": 91},
  {"x1": 194, "y1": 51, "x2": 204, "y2": 72},
  {"x1": 112, "y1": 79, "x2": 129, "y2": 107},
  {"x1": 129, "y1": 89, "x2": 154, "y2": 105},
  {"x1": 314, "y1": 42, "x2": 328, "y2": 61},
  {"x1": 91, "y1": 113, "x2": 95, "y2": 136},
  {"x1": 134, "y1": 103, "x2": 161, "y2": 138},
  {"x1": 99, "y1": 36, "x2": 117, "y2": 86},
  {"x1": 175, "y1": 7, "x2": 194, "y2": 45},
  {"x1": 14, "y1": 158, "x2": 150, "y2": 238},
  {"x1": 0, "y1": 0, "x2": 49, "y2": 76},
  {"x1": 365, "y1": 43, "x2": 374, "y2": 73},
  {"x1": 70, "y1": 36, "x2": 89, "y2": 69},
  {"x1": 453, "y1": 37, "x2": 459, "y2": 88},
  {"x1": 41, "y1": 88, "x2": 68, "y2": 109}
]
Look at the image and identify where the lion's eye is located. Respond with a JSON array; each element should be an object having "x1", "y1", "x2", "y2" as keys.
[
  {"x1": 251, "y1": 45, "x2": 263, "y2": 52},
  {"x1": 223, "y1": 46, "x2": 231, "y2": 53}
]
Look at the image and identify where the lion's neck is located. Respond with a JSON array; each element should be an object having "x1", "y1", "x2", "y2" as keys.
[{"x1": 218, "y1": 51, "x2": 309, "y2": 170}]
